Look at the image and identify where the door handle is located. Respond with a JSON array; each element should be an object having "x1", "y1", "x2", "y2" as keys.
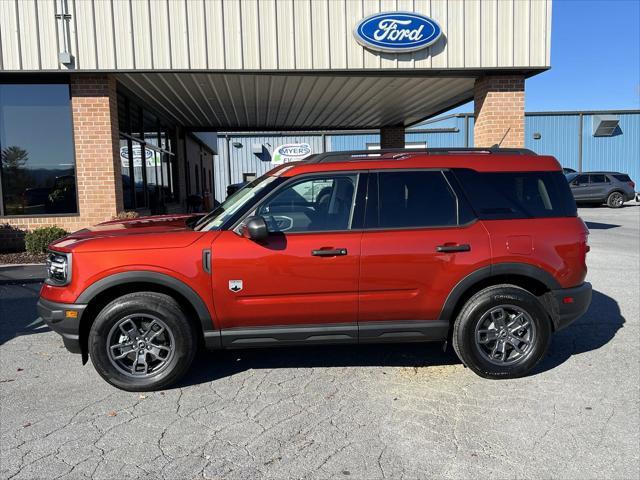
[
  {"x1": 311, "y1": 248, "x2": 348, "y2": 257},
  {"x1": 436, "y1": 244, "x2": 471, "y2": 253},
  {"x1": 202, "y1": 249, "x2": 211, "y2": 273}
]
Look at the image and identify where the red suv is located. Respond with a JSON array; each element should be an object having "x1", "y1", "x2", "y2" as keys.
[{"x1": 38, "y1": 148, "x2": 592, "y2": 391}]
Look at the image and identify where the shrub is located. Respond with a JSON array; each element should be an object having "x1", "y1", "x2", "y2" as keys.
[
  {"x1": 0, "y1": 224, "x2": 26, "y2": 253},
  {"x1": 112, "y1": 211, "x2": 139, "y2": 220},
  {"x1": 24, "y1": 226, "x2": 69, "y2": 254}
]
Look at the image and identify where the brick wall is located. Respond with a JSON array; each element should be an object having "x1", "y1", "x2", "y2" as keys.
[
  {"x1": 380, "y1": 126, "x2": 405, "y2": 149},
  {"x1": 1, "y1": 75, "x2": 122, "y2": 251},
  {"x1": 473, "y1": 75, "x2": 525, "y2": 148}
]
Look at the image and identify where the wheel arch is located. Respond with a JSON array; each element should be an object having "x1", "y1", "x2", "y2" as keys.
[
  {"x1": 77, "y1": 271, "x2": 219, "y2": 363},
  {"x1": 439, "y1": 263, "x2": 560, "y2": 324}
]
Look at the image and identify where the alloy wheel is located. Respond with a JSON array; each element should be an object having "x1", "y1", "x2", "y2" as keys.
[
  {"x1": 106, "y1": 314, "x2": 175, "y2": 377},
  {"x1": 474, "y1": 305, "x2": 536, "y2": 366}
]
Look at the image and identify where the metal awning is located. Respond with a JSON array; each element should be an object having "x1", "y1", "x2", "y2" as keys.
[{"x1": 116, "y1": 72, "x2": 477, "y2": 131}]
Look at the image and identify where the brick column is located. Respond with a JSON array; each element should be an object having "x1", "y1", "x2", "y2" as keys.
[
  {"x1": 0, "y1": 75, "x2": 123, "y2": 250},
  {"x1": 380, "y1": 126, "x2": 405, "y2": 149},
  {"x1": 473, "y1": 75, "x2": 525, "y2": 148},
  {"x1": 70, "y1": 74, "x2": 123, "y2": 222}
]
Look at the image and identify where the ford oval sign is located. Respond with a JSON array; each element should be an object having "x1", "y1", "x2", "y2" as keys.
[{"x1": 354, "y1": 11, "x2": 442, "y2": 53}]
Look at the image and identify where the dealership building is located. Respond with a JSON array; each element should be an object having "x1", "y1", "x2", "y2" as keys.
[{"x1": 0, "y1": 0, "x2": 585, "y2": 248}]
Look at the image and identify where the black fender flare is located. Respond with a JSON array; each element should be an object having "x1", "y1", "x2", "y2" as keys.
[
  {"x1": 438, "y1": 263, "x2": 561, "y2": 321},
  {"x1": 76, "y1": 271, "x2": 219, "y2": 347}
]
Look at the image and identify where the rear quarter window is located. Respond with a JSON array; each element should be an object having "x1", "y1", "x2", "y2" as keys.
[
  {"x1": 612, "y1": 174, "x2": 631, "y2": 182},
  {"x1": 453, "y1": 169, "x2": 577, "y2": 219}
]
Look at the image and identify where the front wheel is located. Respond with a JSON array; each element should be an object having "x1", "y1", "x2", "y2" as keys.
[
  {"x1": 607, "y1": 191, "x2": 624, "y2": 208},
  {"x1": 88, "y1": 292, "x2": 197, "y2": 391},
  {"x1": 452, "y1": 285, "x2": 552, "y2": 379}
]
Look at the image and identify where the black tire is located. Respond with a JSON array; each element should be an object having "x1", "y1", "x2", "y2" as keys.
[
  {"x1": 606, "y1": 191, "x2": 624, "y2": 208},
  {"x1": 88, "y1": 292, "x2": 197, "y2": 391},
  {"x1": 452, "y1": 285, "x2": 552, "y2": 379}
]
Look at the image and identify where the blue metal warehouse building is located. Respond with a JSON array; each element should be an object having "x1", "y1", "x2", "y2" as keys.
[{"x1": 213, "y1": 109, "x2": 639, "y2": 202}]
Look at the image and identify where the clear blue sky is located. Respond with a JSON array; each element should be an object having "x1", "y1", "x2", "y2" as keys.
[{"x1": 449, "y1": 0, "x2": 640, "y2": 114}]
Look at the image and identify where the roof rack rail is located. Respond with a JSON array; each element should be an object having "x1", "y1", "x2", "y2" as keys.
[{"x1": 306, "y1": 147, "x2": 537, "y2": 163}]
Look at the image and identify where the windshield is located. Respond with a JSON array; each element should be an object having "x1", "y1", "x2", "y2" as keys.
[{"x1": 193, "y1": 175, "x2": 279, "y2": 231}]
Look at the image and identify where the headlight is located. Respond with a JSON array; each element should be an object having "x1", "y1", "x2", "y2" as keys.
[{"x1": 46, "y1": 251, "x2": 72, "y2": 286}]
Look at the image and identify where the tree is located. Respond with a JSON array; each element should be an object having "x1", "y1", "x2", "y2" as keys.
[
  {"x1": 1, "y1": 145, "x2": 29, "y2": 171},
  {"x1": 1, "y1": 145, "x2": 30, "y2": 213}
]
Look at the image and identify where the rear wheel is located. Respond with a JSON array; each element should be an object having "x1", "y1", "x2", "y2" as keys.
[
  {"x1": 452, "y1": 285, "x2": 551, "y2": 379},
  {"x1": 607, "y1": 191, "x2": 624, "y2": 208},
  {"x1": 88, "y1": 292, "x2": 197, "y2": 391}
]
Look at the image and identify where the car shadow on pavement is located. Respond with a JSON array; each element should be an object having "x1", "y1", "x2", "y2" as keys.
[
  {"x1": 584, "y1": 221, "x2": 621, "y2": 230},
  {"x1": 0, "y1": 283, "x2": 49, "y2": 346},
  {"x1": 179, "y1": 289, "x2": 625, "y2": 386},
  {"x1": 178, "y1": 342, "x2": 462, "y2": 388},
  {"x1": 534, "y1": 289, "x2": 625, "y2": 375}
]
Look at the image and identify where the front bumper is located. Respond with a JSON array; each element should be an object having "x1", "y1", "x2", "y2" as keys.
[
  {"x1": 37, "y1": 297, "x2": 86, "y2": 354},
  {"x1": 547, "y1": 282, "x2": 592, "y2": 331}
]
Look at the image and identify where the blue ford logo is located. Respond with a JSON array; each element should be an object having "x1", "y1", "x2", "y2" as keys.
[{"x1": 354, "y1": 11, "x2": 442, "y2": 53}]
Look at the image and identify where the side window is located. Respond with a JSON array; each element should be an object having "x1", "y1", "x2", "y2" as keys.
[
  {"x1": 574, "y1": 175, "x2": 589, "y2": 184},
  {"x1": 589, "y1": 174, "x2": 607, "y2": 184},
  {"x1": 372, "y1": 171, "x2": 458, "y2": 228},
  {"x1": 257, "y1": 174, "x2": 357, "y2": 233}
]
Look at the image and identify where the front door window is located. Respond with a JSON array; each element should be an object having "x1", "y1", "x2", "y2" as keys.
[{"x1": 256, "y1": 174, "x2": 358, "y2": 233}]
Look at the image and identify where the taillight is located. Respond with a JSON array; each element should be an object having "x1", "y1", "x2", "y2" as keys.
[{"x1": 628, "y1": 181, "x2": 635, "y2": 190}]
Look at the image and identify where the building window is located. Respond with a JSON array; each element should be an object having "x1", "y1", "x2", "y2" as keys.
[
  {"x1": 0, "y1": 83, "x2": 77, "y2": 216},
  {"x1": 243, "y1": 173, "x2": 257, "y2": 183},
  {"x1": 117, "y1": 92, "x2": 177, "y2": 210}
]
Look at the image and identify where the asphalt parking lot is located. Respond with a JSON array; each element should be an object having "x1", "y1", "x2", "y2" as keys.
[{"x1": 1, "y1": 205, "x2": 638, "y2": 480}]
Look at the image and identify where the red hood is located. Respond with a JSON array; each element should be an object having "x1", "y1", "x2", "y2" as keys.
[
  {"x1": 77, "y1": 213, "x2": 202, "y2": 236},
  {"x1": 49, "y1": 213, "x2": 207, "y2": 252}
]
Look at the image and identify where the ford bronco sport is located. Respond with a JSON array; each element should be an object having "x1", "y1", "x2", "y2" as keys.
[{"x1": 38, "y1": 148, "x2": 592, "y2": 391}]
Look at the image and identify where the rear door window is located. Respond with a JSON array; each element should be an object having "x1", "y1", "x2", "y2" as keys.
[
  {"x1": 589, "y1": 174, "x2": 608, "y2": 183},
  {"x1": 368, "y1": 170, "x2": 459, "y2": 228},
  {"x1": 453, "y1": 169, "x2": 577, "y2": 219}
]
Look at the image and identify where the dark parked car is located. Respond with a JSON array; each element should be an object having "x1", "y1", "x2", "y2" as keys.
[
  {"x1": 566, "y1": 172, "x2": 636, "y2": 208},
  {"x1": 562, "y1": 167, "x2": 576, "y2": 174},
  {"x1": 226, "y1": 182, "x2": 247, "y2": 198}
]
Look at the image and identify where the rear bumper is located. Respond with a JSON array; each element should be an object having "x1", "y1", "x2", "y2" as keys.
[
  {"x1": 547, "y1": 282, "x2": 592, "y2": 331},
  {"x1": 37, "y1": 297, "x2": 86, "y2": 354}
]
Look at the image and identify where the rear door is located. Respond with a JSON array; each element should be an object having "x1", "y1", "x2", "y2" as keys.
[
  {"x1": 211, "y1": 172, "x2": 365, "y2": 346},
  {"x1": 358, "y1": 170, "x2": 491, "y2": 341}
]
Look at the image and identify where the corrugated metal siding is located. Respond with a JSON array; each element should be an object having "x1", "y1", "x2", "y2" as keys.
[
  {"x1": 525, "y1": 115, "x2": 581, "y2": 170},
  {"x1": 1, "y1": 0, "x2": 552, "y2": 72},
  {"x1": 211, "y1": 112, "x2": 640, "y2": 195},
  {"x1": 214, "y1": 134, "x2": 325, "y2": 200},
  {"x1": 582, "y1": 113, "x2": 640, "y2": 184},
  {"x1": 328, "y1": 134, "x2": 379, "y2": 151}
]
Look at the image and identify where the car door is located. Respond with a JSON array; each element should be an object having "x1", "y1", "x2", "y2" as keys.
[
  {"x1": 587, "y1": 174, "x2": 609, "y2": 201},
  {"x1": 211, "y1": 172, "x2": 365, "y2": 347},
  {"x1": 570, "y1": 174, "x2": 590, "y2": 201},
  {"x1": 358, "y1": 170, "x2": 491, "y2": 341}
]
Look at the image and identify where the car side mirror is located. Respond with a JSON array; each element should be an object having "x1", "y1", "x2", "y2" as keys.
[{"x1": 242, "y1": 216, "x2": 269, "y2": 241}]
